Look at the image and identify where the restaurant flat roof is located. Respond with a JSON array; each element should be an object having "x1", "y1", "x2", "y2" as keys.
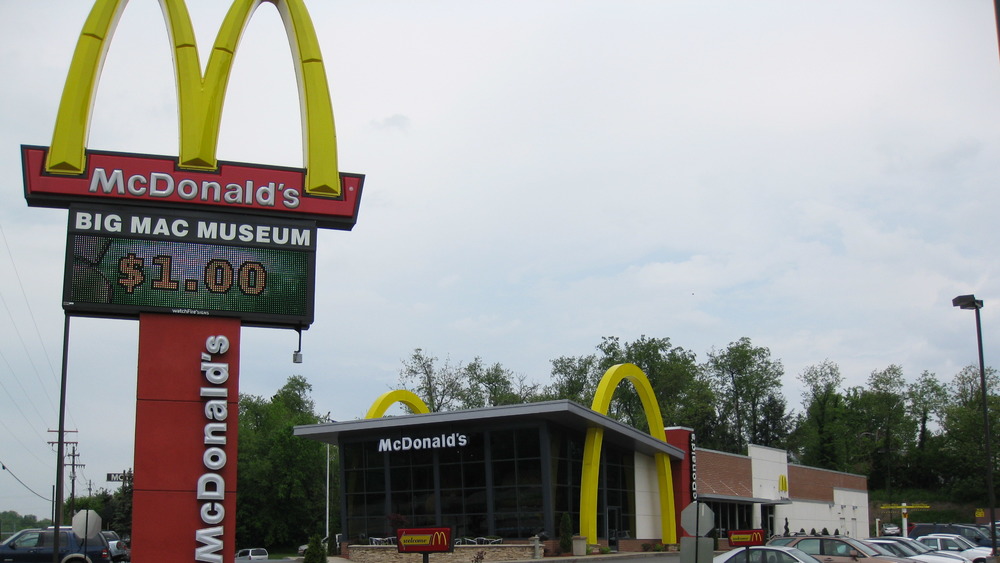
[{"x1": 294, "y1": 399, "x2": 686, "y2": 460}]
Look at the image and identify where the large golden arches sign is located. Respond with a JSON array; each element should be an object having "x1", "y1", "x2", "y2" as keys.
[
  {"x1": 48, "y1": 0, "x2": 341, "y2": 197},
  {"x1": 580, "y1": 363, "x2": 677, "y2": 545},
  {"x1": 365, "y1": 389, "x2": 430, "y2": 419}
]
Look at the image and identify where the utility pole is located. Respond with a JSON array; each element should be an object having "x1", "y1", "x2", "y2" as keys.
[
  {"x1": 47, "y1": 430, "x2": 78, "y2": 520},
  {"x1": 66, "y1": 444, "x2": 85, "y2": 514}
]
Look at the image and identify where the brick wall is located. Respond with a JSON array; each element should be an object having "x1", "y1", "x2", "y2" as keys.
[
  {"x1": 697, "y1": 450, "x2": 752, "y2": 498},
  {"x1": 788, "y1": 465, "x2": 866, "y2": 502}
]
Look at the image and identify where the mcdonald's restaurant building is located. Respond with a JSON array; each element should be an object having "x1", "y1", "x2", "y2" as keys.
[{"x1": 294, "y1": 400, "x2": 869, "y2": 555}]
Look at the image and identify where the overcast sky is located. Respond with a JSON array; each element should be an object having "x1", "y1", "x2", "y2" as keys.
[{"x1": 2, "y1": 1, "x2": 1000, "y2": 519}]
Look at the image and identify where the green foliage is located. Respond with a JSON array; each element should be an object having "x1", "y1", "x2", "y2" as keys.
[
  {"x1": 558, "y1": 513, "x2": 573, "y2": 554},
  {"x1": 303, "y1": 534, "x2": 328, "y2": 563},
  {"x1": 704, "y1": 337, "x2": 787, "y2": 451},
  {"x1": 0, "y1": 511, "x2": 53, "y2": 540},
  {"x1": 237, "y1": 375, "x2": 330, "y2": 549},
  {"x1": 543, "y1": 354, "x2": 600, "y2": 406}
]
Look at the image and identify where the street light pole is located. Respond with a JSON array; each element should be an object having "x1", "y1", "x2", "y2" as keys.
[{"x1": 952, "y1": 294, "x2": 997, "y2": 557}]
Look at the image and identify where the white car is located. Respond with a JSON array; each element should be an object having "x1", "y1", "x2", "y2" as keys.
[
  {"x1": 916, "y1": 535, "x2": 991, "y2": 563},
  {"x1": 714, "y1": 545, "x2": 824, "y2": 563},
  {"x1": 236, "y1": 547, "x2": 268, "y2": 560},
  {"x1": 872, "y1": 536, "x2": 972, "y2": 563},
  {"x1": 865, "y1": 538, "x2": 967, "y2": 563}
]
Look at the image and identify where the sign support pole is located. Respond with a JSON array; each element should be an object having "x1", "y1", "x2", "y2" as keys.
[{"x1": 51, "y1": 314, "x2": 70, "y2": 563}]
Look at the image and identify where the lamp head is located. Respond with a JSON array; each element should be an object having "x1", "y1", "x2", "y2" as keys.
[{"x1": 953, "y1": 294, "x2": 984, "y2": 310}]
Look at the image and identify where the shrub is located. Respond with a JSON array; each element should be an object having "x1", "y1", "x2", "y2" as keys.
[
  {"x1": 559, "y1": 513, "x2": 573, "y2": 554},
  {"x1": 303, "y1": 534, "x2": 328, "y2": 563}
]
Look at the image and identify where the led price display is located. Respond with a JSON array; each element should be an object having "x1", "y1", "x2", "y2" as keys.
[{"x1": 64, "y1": 205, "x2": 316, "y2": 328}]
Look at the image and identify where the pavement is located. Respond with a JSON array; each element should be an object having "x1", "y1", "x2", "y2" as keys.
[{"x1": 298, "y1": 551, "x2": 683, "y2": 563}]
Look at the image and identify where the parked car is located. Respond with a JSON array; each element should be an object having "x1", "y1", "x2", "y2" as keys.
[
  {"x1": 882, "y1": 523, "x2": 902, "y2": 536},
  {"x1": 0, "y1": 527, "x2": 113, "y2": 563},
  {"x1": 768, "y1": 535, "x2": 911, "y2": 563},
  {"x1": 236, "y1": 547, "x2": 269, "y2": 560},
  {"x1": 915, "y1": 534, "x2": 992, "y2": 563},
  {"x1": 865, "y1": 537, "x2": 965, "y2": 563},
  {"x1": 909, "y1": 524, "x2": 993, "y2": 548},
  {"x1": 869, "y1": 535, "x2": 972, "y2": 563},
  {"x1": 101, "y1": 530, "x2": 130, "y2": 562},
  {"x1": 714, "y1": 545, "x2": 824, "y2": 563}
]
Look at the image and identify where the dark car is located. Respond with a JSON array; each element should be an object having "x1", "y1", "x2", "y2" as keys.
[
  {"x1": 0, "y1": 527, "x2": 112, "y2": 563},
  {"x1": 908, "y1": 524, "x2": 993, "y2": 548}
]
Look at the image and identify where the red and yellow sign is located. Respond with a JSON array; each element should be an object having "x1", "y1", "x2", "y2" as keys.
[
  {"x1": 28, "y1": 0, "x2": 364, "y2": 230},
  {"x1": 23, "y1": 146, "x2": 363, "y2": 230},
  {"x1": 396, "y1": 528, "x2": 454, "y2": 554},
  {"x1": 728, "y1": 529, "x2": 766, "y2": 547}
]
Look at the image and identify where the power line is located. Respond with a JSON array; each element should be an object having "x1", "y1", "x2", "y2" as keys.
[{"x1": 0, "y1": 457, "x2": 52, "y2": 503}]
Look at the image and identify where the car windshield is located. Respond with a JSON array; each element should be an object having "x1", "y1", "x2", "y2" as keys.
[
  {"x1": 884, "y1": 541, "x2": 918, "y2": 556},
  {"x1": 846, "y1": 539, "x2": 880, "y2": 557},
  {"x1": 942, "y1": 535, "x2": 976, "y2": 549},
  {"x1": 895, "y1": 539, "x2": 933, "y2": 553},
  {"x1": 866, "y1": 543, "x2": 897, "y2": 556}
]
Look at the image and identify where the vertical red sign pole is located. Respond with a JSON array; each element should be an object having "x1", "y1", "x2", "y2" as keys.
[{"x1": 132, "y1": 314, "x2": 240, "y2": 563}]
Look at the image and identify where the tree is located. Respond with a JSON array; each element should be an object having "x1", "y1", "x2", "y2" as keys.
[
  {"x1": 905, "y1": 371, "x2": 949, "y2": 489},
  {"x1": 398, "y1": 349, "x2": 466, "y2": 412},
  {"x1": 837, "y1": 365, "x2": 916, "y2": 499},
  {"x1": 459, "y1": 357, "x2": 540, "y2": 408},
  {"x1": 794, "y1": 360, "x2": 848, "y2": 470},
  {"x1": 237, "y1": 375, "x2": 328, "y2": 549},
  {"x1": 940, "y1": 364, "x2": 1000, "y2": 500},
  {"x1": 542, "y1": 353, "x2": 601, "y2": 405},
  {"x1": 704, "y1": 337, "x2": 786, "y2": 452}
]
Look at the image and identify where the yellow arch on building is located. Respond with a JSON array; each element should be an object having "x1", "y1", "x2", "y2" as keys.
[
  {"x1": 580, "y1": 363, "x2": 677, "y2": 546},
  {"x1": 365, "y1": 389, "x2": 430, "y2": 419}
]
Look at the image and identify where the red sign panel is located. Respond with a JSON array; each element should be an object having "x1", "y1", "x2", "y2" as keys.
[
  {"x1": 728, "y1": 529, "x2": 767, "y2": 547},
  {"x1": 396, "y1": 528, "x2": 454, "y2": 553},
  {"x1": 22, "y1": 146, "x2": 364, "y2": 230},
  {"x1": 132, "y1": 314, "x2": 241, "y2": 563}
]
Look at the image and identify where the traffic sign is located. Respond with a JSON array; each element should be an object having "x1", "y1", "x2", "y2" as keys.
[{"x1": 681, "y1": 502, "x2": 715, "y2": 536}]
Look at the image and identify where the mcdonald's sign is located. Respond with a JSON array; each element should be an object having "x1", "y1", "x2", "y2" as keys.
[
  {"x1": 727, "y1": 529, "x2": 766, "y2": 547},
  {"x1": 396, "y1": 527, "x2": 454, "y2": 554},
  {"x1": 778, "y1": 474, "x2": 789, "y2": 497},
  {"x1": 23, "y1": 0, "x2": 364, "y2": 231}
]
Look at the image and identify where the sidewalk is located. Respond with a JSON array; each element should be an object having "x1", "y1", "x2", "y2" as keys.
[{"x1": 310, "y1": 551, "x2": 682, "y2": 563}]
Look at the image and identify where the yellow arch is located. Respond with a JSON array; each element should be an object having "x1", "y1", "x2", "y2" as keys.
[
  {"x1": 365, "y1": 389, "x2": 430, "y2": 419},
  {"x1": 580, "y1": 363, "x2": 677, "y2": 545},
  {"x1": 48, "y1": 0, "x2": 341, "y2": 197}
]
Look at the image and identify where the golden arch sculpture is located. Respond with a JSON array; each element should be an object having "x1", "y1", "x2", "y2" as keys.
[
  {"x1": 49, "y1": 0, "x2": 341, "y2": 196},
  {"x1": 365, "y1": 389, "x2": 430, "y2": 419},
  {"x1": 580, "y1": 363, "x2": 677, "y2": 545}
]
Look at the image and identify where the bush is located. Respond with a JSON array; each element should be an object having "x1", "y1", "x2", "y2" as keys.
[
  {"x1": 559, "y1": 513, "x2": 573, "y2": 554},
  {"x1": 303, "y1": 534, "x2": 327, "y2": 563}
]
